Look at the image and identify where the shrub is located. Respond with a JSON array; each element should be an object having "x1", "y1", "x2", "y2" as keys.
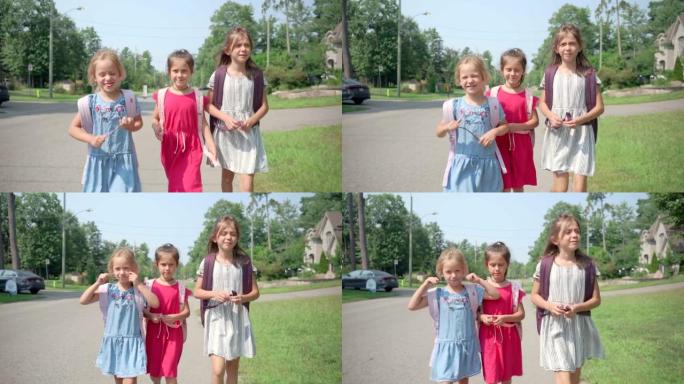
[
  {"x1": 672, "y1": 57, "x2": 683, "y2": 81},
  {"x1": 316, "y1": 252, "x2": 329, "y2": 274}
]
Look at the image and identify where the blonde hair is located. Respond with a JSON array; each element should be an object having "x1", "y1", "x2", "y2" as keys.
[
  {"x1": 455, "y1": 55, "x2": 490, "y2": 85},
  {"x1": 87, "y1": 48, "x2": 126, "y2": 87},
  {"x1": 107, "y1": 247, "x2": 139, "y2": 274},
  {"x1": 435, "y1": 248, "x2": 469, "y2": 278}
]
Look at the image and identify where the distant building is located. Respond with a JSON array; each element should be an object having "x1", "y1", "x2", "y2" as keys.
[
  {"x1": 304, "y1": 211, "x2": 343, "y2": 272},
  {"x1": 324, "y1": 22, "x2": 343, "y2": 70},
  {"x1": 654, "y1": 13, "x2": 684, "y2": 71},
  {"x1": 639, "y1": 215, "x2": 684, "y2": 275}
]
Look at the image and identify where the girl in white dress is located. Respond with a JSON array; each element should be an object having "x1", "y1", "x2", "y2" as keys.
[
  {"x1": 538, "y1": 24, "x2": 604, "y2": 192},
  {"x1": 531, "y1": 213, "x2": 604, "y2": 384},
  {"x1": 207, "y1": 27, "x2": 269, "y2": 192},
  {"x1": 194, "y1": 216, "x2": 260, "y2": 384}
]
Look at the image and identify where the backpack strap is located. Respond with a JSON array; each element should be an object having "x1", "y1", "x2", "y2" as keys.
[
  {"x1": 536, "y1": 255, "x2": 554, "y2": 334},
  {"x1": 209, "y1": 66, "x2": 228, "y2": 134},
  {"x1": 77, "y1": 94, "x2": 94, "y2": 133},
  {"x1": 132, "y1": 285, "x2": 146, "y2": 338},
  {"x1": 241, "y1": 259, "x2": 253, "y2": 311},
  {"x1": 578, "y1": 260, "x2": 596, "y2": 317},
  {"x1": 489, "y1": 85, "x2": 500, "y2": 98},
  {"x1": 122, "y1": 89, "x2": 137, "y2": 117},
  {"x1": 251, "y1": 68, "x2": 264, "y2": 124},
  {"x1": 584, "y1": 70, "x2": 598, "y2": 142},
  {"x1": 510, "y1": 280, "x2": 523, "y2": 340},
  {"x1": 98, "y1": 282, "x2": 110, "y2": 323},
  {"x1": 427, "y1": 287, "x2": 440, "y2": 333},
  {"x1": 441, "y1": 98, "x2": 459, "y2": 187},
  {"x1": 193, "y1": 88, "x2": 219, "y2": 167},
  {"x1": 199, "y1": 253, "x2": 216, "y2": 327},
  {"x1": 543, "y1": 65, "x2": 558, "y2": 113},
  {"x1": 157, "y1": 87, "x2": 168, "y2": 132},
  {"x1": 486, "y1": 97, "x2": 508, "y2": 175}
]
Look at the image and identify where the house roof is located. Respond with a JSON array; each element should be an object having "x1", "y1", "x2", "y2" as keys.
[
  {"x1": 312, "y1": 211, "x2": 343, "y2": 242},
  {"x1": 663, "y1": 13, "x2": 684, "y2": 42}
]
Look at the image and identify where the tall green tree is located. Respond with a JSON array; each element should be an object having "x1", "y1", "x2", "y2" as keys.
[
  {"x1": 15, "y1": 193, "x2": 63, "y2": 273},
  {"x1": 527, "y1": 202, "x2": 585, "y2": 266}
]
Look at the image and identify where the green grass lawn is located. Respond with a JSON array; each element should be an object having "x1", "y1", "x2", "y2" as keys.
[
  {"x1": 0, "y1": 292, "x2": 45, "y2": 304},
  {"x1": 268, "y1": 96, "x2": 340, "y2": 109},
  {"x1": 591, "y1": 110, "x2": 684, "y2": 191},
  {"x1": 602, "y1": 90, "x2": 684, "y2": 105},
  {"x1": 257, "y1": 124, "x2": 341, "y2": 192},
  {"x1": 341, "y1": 288, "x2": 400, "y2": 303},
  {"x1": 259, "y1": 279, "x2": 340, "y2": 294},
  {"x1": 341, "y1": 103, "x2": 369, "y2": 113},
  {"x1": 240, "y1": 295, "x2": 341, "y2": 384},
  {"x1": 369, "y1": 87, "x2": 464, "y2": 101},
  {"x1": 582, "y1": 289, "x2": 684, "y2": 384}
]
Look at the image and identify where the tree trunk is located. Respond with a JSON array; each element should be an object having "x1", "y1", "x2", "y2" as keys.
[
  {"x1": 285, "y1": 1, "x2": 291, "y2": 54},
  {"x1": 357, "y1": 193, "x2": 369, "y2": 269},
  {"x1": 266, "y1": 198, "x2": 272, "y2": 251},
  {"x1": 615, "y1": 0, "x2": 622, "y2": 57},
  {"x1": 346, "y1": 193, "x2": 356, "y2": 269},
  {"x1": 266, "y1": 15, "x2": 271, "y2": 68},
  {"x1": 341, "y1": 0, "x2": 355, "y2": 79},
  {"x1": 8, "y1": 193, "x2": 20, "y2": 269}
]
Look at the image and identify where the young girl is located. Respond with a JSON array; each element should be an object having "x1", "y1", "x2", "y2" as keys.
[
  {"x1": 486, "y1": 49, "x2": 539, "y2": 192},
  {"x1": 437, "y1": 55, "x2": 509, "y2": 192},
  {"x1": 79, "y1": 248, "x2": 159, "y2": 384},
  {"x1": 69, "y1": 49, "x2": 143, "y2": 192},
  {"x1": 479, "y1": 242, "x2": 525, "y2": 384},
  {"x1": 194, "y1": 215, "x2": 260, "y2": 384},
  {"x1": 207, "y1": 27, "x2": 269, "y2": 192},
  {"x1": 408, "y1": 248, "x2": 500, "y2": 383},
  {"x1": 531, "y1": 213, "x2": 604, "y2": 384},
  {"x1": 144, "y1": 244, "x2": 192, "y2": 384},
  {"x1": 538, "y1": 24, "x2": 604, "y2": 192},
  {"x1": 151, "y1": 50, "x2": 218, "y2": 192}
]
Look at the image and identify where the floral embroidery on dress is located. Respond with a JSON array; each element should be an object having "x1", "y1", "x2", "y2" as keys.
[{"x1": 442, "y1": 293, "x2": 468, "y2": 311}]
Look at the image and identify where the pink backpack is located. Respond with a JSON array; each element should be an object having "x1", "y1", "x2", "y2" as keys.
[
  {"x1": 156, "y1": 87, "x2": 219, "y2": 167},
  {"x1": 489, "y1": 85, "x2": 536, "y2": 145}
]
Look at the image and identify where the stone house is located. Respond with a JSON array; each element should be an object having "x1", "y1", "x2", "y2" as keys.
[
  {"x1": 639, "y1": 215, "x2": 684, "y2": 275},
  {"x1": 654, "y1": 13, "x2": 684, "y2": 71},
  {"x1": 324, "y1": 23, "x2": 343, "y2": 70},
  {"x1": 304, "y1": 211, "x2": 343, "y2": 272}
]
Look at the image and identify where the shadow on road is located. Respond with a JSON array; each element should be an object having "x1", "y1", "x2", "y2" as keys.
[{"x1": 343, "y1": 99, "x2": 443, "y2": 115}]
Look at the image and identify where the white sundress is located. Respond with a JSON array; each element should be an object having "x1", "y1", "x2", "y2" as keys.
[
  {"x1": 533, "y1": 261, "x2": 604, "y2": 371},
  {"x1": 208, "y1": 71, "x2": 268, "y2": 174},
  {"x1": 540, "y1": 72, "x2": 601, "y2": 176},
  {"x1": 197, "y1": 258, "x2": 256, "y2": 360}
]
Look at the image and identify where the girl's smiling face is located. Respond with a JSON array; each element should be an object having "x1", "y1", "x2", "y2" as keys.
[
  {"x1": 168, "y1": 57, "x2": 192, "y2": 90},
  {"x1": 94, "y1": 59, "x2": 122, "y2": 93},
  {"x1": 502, "y1": 57, "x2": 524, "y2": 89},
  {"x1": 458, "y1": 63, "x2": 485, "y2": 96},
  {"x1": 555, "y1": 33, "x2": 581, "y2": 64}
]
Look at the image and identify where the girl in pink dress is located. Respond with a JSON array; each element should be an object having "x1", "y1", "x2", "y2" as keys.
[
  {"x1": 486, "y1": 49, "x2": 539, "y2": 191},
  {"x1": 144, "y1": 244, "x2": 192, "y2": 384},
  {"x1": 479, "y1": 242, "x2": 525, "y2": 384},
  {"x1": 151, "y1": 50, "x2": 218, "y2": 192}
]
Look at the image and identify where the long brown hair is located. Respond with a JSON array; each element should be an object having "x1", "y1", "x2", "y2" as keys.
[
  {"x1": 216, "y1": 27, "x2": 260, "y2": 74},
  {"x1": 207, "y1": 215, "x2": 250, "y2": 266},
  {"x1": 541, "y1": 213, "x2": 591, "y2": 268},
  {"x1": 550, "y1": 24, "x2": 594, "y2": 76}
]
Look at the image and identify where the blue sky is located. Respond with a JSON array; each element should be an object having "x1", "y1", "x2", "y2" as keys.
[
  {"x1": 401, "y1": 0, "x2": 653, "y2": 71},
  {"x1": 63, "y1": 193, "x2": 311, "y2": 264},
  {"x1": 389, "y1": 193, "x2": 648, "y2": 264},
  {"x1": 55, "y1": 0, "x2": 314, "y2": 71}
]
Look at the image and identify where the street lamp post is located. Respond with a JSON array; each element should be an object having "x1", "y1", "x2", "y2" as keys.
[
  {"x1": 408, "y1": 194, "x2": 437, "y2": 287},
  {"x1": 61, "y1": 193, "x2": 92, "y2": 288},
  {"x1": 49, "y1": 6, "x2": 84, "y2": 98}
]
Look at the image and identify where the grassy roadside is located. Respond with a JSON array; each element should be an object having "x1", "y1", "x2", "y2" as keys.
[
  {"x1": 582, "y1": 289, "x2": 684, "y2": 383},
  {"x1": 591, "y1": 110, "x2": 684, "y2": 191},
  {"x1": 257, "y1": 124, "x2": 341, "y2": 192},
  {"x1": 341, "y1": 288, "x2": 401, "y2": 303},
  {"x1": 240, "y1": 295, "x2": 341, "y2": 384}
]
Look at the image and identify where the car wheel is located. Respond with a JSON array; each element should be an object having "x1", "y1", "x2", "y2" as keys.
[
  {"x1": 385, "y1": 287, "x2": 393, "y2": 292},
  {"x1": 353, "y1": 98, "x2": 364, "y2": 105},
  {"x1": 30, "y1": 289, "x2": 39, "y2": 294}
]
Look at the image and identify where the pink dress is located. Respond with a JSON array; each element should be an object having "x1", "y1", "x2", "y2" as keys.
[
  {"x1": 153, "y1": 91, "x2": 209, "y2": 192},
  {"x1": 487, "y1": 88, "x2": 538, "y2": 189},
  {"x1": 479, "y1": 283, "x2": 524, "y2": 383},
  {"x1": 145, "y1": 280, "x2": 191, "y2": 378}
]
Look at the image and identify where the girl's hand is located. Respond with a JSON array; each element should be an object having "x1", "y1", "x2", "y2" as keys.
[
  {"x1": 563, "y1": 304, "x2": 577, "y2": 319},
  {"x1": 128, "y1": 271, "x2": 140, "y2": 285},
  {"x1": 151, "y1": 120, "x2": 163, "y2": 141},
  {"x1": 96, "y1": 273, "x2": 109, "y2": 285},
  {"x1": 228, "y1": 293, "x2": 243, "y2": 305},
  {"x1": 546, "y1": 114, "x2": 563, "y2": 129},
  {"x1": 563, "y1": 118, "x2": 579, "y2": 128},
  {"x1": 241, "y1": 118, "x2": 255, "y2": 133},
  {"x1": 151, "y1": 314, "x2": 161, "y2": 324},
  {"x1": 548, "y1": 302, "x2": 569, "y2": 317},
  {"x1": 214, "y1": 291, "x2": 231, "y2": 303},
  {"x1": 221, "y1": 116, "x2": 240, "y2": 131},
  {"x1": 207, "y1": 146, "x2": 220, "y2": 167},
  {"x1": 465, "y1": 273, "x2": 481, "y2": 284},
  {"x1": 479, "y1": 130, "x2": 497, "y2": 147},
  {"x1": 422, "y1": 276, "x2": 440, "y2": 289},
  {"x1": 89, "y1": 135, "x2": 106, "y2": 148},
  {"x1": 480, "y1": 314, "x2": 492, "y2": 325},
  {"x1": 119, "y1": 116, "x2": 135, "y2": 131},
  {"x1": 490, "y1": 315, "x2": 505, "y2": 326},
  {"x1": 444, "y1": 120, "x2": 460, "y2": 133}
]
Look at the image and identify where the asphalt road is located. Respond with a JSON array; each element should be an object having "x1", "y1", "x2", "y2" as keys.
[
  {"x1": 0, "y1": 100, "x2": 340, "y2": 192},
  {"x1": 342, "y1": 98, "x2": 684, "y2": 192},
  {"x1": 342, "y1": 282, "x2": 684, "y2": 384},
  {"x1": 0, "y1": 286, "x2": 340, "y2": 383}
]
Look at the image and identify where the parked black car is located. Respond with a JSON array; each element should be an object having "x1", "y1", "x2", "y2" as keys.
[
  {"x1": 0, "y1": 269, "x2": 45, "y2": 294},
  {"x1": 342, "y1": 269, "x2": 398, "y2": 292},
  {"x1": 0, "y1": 84, "x2": 9, "y2": 106},
  {"x1": 342, "y1": 79, "x2": 370, "y2": 105}
]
